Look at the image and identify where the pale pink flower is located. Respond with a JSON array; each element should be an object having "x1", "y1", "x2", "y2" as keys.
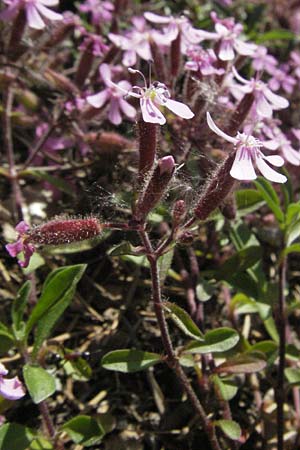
[
  {"x1": 78, "y1": 0, "x2": 114, "y2": 26},
  {"x1": 125, "y1": 68, "x2": 194, "y2": 125},
  {"x1": 207, "y1": 112, "x2": 287, "y2": 183},
  {"x1": 86, "y1": 64, "x2": 136, "y2": 125},
  {"x1": 268, "y1": 64, "x2": 296, "y2": 94},
  {"x1": 108, "y1": 16, "x2": 154, "y2": 66},
  {"x1": 0, "y1": 363, "x2": 25, "y2": 401},
  {"x1": 262, "y1": 126, "x2": 300, "y2": 166},
  {"x1": 232, "y1": 67, "x2": 289, "y2": 118},
  {"x1": 209, "y1": 11, "x2": 257, "y2": 61},
  {"x1": 251, "y1": 46, "x2": 278, "y2": 74},
  {"x1": 0, "y1": 0, "x2": 63, "y2": 29},
  {"x1": 5, "y1": 221, "x2": 35, "y2": 268},
  {"x1": 185, "y1": 46, "x2": 225, "y2": 76},
  {"x1": 144, "y1": 12, "x2": 216, "y2": 51}
]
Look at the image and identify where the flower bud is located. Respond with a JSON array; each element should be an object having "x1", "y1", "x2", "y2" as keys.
[
  {"x1": 134, "y1": 156, "x2": 175, "y2": 222},
  {"x1": 85, "y1": 132, "x2": 133, "y2": 154},
  {"x1": 45, "y1": 69, "x2": 80, "y2": 96},
  {"x1": 177, "y1": 230, "x2": 195, "y2": 245},
  {"x1": 137, "y1": 118, "x2": 157, "y2": 184},
  {"x1": 225, "y1": 93, "x2": 254, "y2": 136},
  {"x1": 172, "y1": 200, "x2": 186, "y2": 226},
  {"x1": 28, "y1": 218, "x2": 102, "y2": 245},
  {"x1": 194, "y1": 151, "x2": 236, "y2": 220}
]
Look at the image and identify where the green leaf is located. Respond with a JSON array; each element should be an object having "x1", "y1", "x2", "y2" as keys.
[
  {"x1": 0, "y1": 323, "x2": 15, "y2": 354},
  {"x1": 212, "y1": 375, "x2": 238, "y2": 401},
  {"x1": 282, "y1": 243, "x2": 300, "y2": 258},
  {"x1": 63, "y1": 353, "x2": 92, "y2": 381},
  {"x1": 196, "y1": 279, "x2": 214, "y2": 302},
  {"x1": 215, "y1": 420, "x2": 241, "y2": 441},
  {"x1": 163, "y1": 302, "x2": 204, "y2": 341},
  {"x1": 61, "y1": 415, "x2": 105, "y2": 447},
  {"x1": 0, "y1": 423, "x2": 34, "y2": 450},
  {"x1": 28, "y1": 171, "x2": 75, "y2": 197},
  {"x1": 107, "y1": 241, "x2": 140, "y2": 257},
  {"x1": 101, "y1": 349, "x2": 162, "y2": 373},
  {"x1": 22, "y1": 252, "x2": 45, "y2": 275},
  {"x1": 23, "y1": 365, "x2": 56, "y2": 404},
  {"x1": 30, "y1": 437, "x2": 53, "y2": 449},
  {"x1": 254, "y1": 178, "x2": 284, "y2": 223},
  {"x1": 158, "y1": 248, "x2": 174, "y2": 284},
  {"x1": 215, "y1": 354, "x2": 267, "y2": 374},
  {"x1": 255, "y1": 29, "x2": 295, "y2": 43},
  {"x1": 12, "y1": 281, "x2": 31, "y2": 332},
  {"x1": 285, "y1": 368, "x2": 300, "y2": 386},
  {"x1": 236, "y1": 189, "x2": 264, "y2": 215},
  {"x1": 26, "y1": 265, "x2": 86, "y2": 357},
  {"x1": 186, "y1": 328, "x2": 239, "y2": 354},
  {"x1": 216, "y1": 246, "x2": 262, "y2": 280}
]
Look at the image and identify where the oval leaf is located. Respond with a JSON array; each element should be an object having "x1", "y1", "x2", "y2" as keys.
[
  {"x1": 212, "y1": 375, "x2": 238, "y2": 401},
  {"x1": 216, "y1": 354, "x2": 267, "y2": 374},
  {"x1": 61, "y1": 415, "x2": 104, "y2": 446},
  {"x1": 23, "y1": 365, "x2": 56, "y2": 404},
  {"x1": 101, "y1": 349, "x2": 161, "y2": 373},
  {"x1": 215, "y1": 420, "x2": 241, "y2": 440},
  {"x1": 163, "y1": 302, "x2": 204, "y2": 341},
  {"x1": 186, "y1": 328, "x2": 239, "y2": 354},
  {"x1": 0, "y1": 423, "x2": 33, "y2": 450}
]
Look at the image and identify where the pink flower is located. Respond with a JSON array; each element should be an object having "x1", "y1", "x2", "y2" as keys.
[
  {"x1": 262, "y1": 126, "x2": 300, "y2": 166},
  {"x1": 206, "y1": 112, "x2": 287, "y2": 183},
  {"x1": 210, "y1": 11, "x2": 257, "y2": 61},
  {"x1": 0, "y1": 0, "x2": 63, "y2": 30},
  {"x1": 0, "y1": 363, "x2": 25, "y2": 401},
  {"x1": 5, "y1": 221, "x2": 35, "y2": 268},
  {"x1": 251, "y1": 46, "x2": 278, "y2": 74},
  {"x1": 144, "y1": 12, "x2": 216, "y2": 51},
  {"x1": 268, "y1": 65, "x2": 296, "y2": 94},
  {"x1": 78, "y1": 0, "x2": 114, "y2": 26},
  {"x1": 185, "y1": 46, "x2": 225, "y2": 76},
  {"x1": 86, "y1": 64, "x2": 136, "y2": 125},
  {"x1": 108, "y1": 16, "x2": 154, "y2": 66},
  {"x1": 125, "y1": 68, "x2": 194, "y2": 125},
  {"x1": 232, "y1": 67, "x2": 289, "y2": 118}
]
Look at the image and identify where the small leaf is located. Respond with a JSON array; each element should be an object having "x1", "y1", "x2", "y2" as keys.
[
  {"x1": 236, "y1": 189, "x2": 264, "y2": 215},
  {"x1": 212, "y1": 375, "x2": 238, "y2": 401},
  {"x1": 186, "y1": 328, "x2": 239, "y2": 354},
  {"x1": 215, "y1": 354, "x2": 267, "y2": 374},
  {"x1": 215, "y1": 420, "x2": 241, "y2": 440},
  {"x1": 61, "y1": 415, "x2": 104, "y2": 446},
  {"x1": 285, "y1": 368, "x2": 300, "y2": 386},
  {"x1": 163, "y1": 302, "x2": 204, "y2": 341},
  {"x1": 158, "y1": 249, "x2": 174, "y2": 284},
  {"x1": 107, "y1": 241, "x2": 140, "y2": 257},
  {"x1": 216, "y1": 246, "x2": 262, "y2": 280},
  {"x1": 23, "y1": 365, "x2": 56, "y2": 404},
  {"x1": 254, "y1": 178, "x2": 284, "y2": 223},
  {"x1": 0, "y1": 423, "x2": 34, "y2": 450},
  {"x1": 255, "y1": 29, "x2": 295, "y2": 43},
  {"x1": 196, "y1": 279, "x2": 214, "y2": 302},
  {"x1": 281, "y1": 243, "x2": 300, "y2": 258},
  {"x1": 101, "y1": 349, "x2": 162, "y2": 373},
  {"x1": 0, "y1": 323, "x2": 15, "y2": 354},
  {"x1": 28, "y1": 171, "x2": 75, "y2": 197},
  {"x1": 12, "y1": 281, "x2": 31, "y2": 332}
]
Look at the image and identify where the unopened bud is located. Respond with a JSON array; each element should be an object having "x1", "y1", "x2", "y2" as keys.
[
  {"x1": 7, "y1": 9, "x2": 27, "y2": 61},
  {"x1": 177, "y1": 231, "x2": 195, "y2": 245},
  {"x1": 85, "y1": 132, "x2": 133, "y2": 153},
  {"x1": 194, "y1": 152, "x2": 236, "y2": 220},
  {"x1": 43, "y1": 14, "x2": 78, "y2": 49},
  {"x1": 45, "y1": 69, "x2": 80, "y2": 96},
  {"x1": 225, "y1": 93, "x2": 254, "y2": 136},
  {"x1": 28, "y1": 218, "x2": 102, "y2": 245},
  {"x1": 137, "y1": 119, "x2": 157, "y2": 184},
  {"x1": 75, "y1": 40, "x2": 94, "y2": 88},
  {"x1": 134, "y1": 156, "x2": 175, "y2": 222}
]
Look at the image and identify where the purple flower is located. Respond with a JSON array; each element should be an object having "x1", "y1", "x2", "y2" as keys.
[
  {"x1": 232, "y1": 67, "x2": 289, "y2": 118},
  {"x1": 207, "y1": 112, "x2": 287, "y2": 183},
  {"x1": 262, "y1": 126, "x2": 300, "y2": 166},
  {"x1": 0, "y1": 0, "x2": 63, "y2": 30},
  {"x1": 78, "y1": 0, "x2": 114, "y2": 26},
  {"x1": 268, "y1": 65, "x2": 296, "y2": 94},
  {"x1": 5, "y1": 221, "x2": 35, "y2": 268},
  {"x1": 79, "y1": 31, "x2": 108, "y2": 57},
  {"x1": 251, "y1": 46, "x2": 278, "y2": 74},
  {"x1": 125, "y1": 68, "x2": 194, "y2": 125},
  {"x1": 0, "y1": 363, "x2": 25, "y2": 401},
  {"x1": 209, "y1": 11, "x2": 257, "y2": 61},
  {"x1": 108, "y1": 16, "x2": 154, "y2": 66},
  {"x1": 86, "y1": 64, "x2": 136, "y2": 125},
  {"x1": 185, "y1": 46, "x2": 225, "y2": 76}
]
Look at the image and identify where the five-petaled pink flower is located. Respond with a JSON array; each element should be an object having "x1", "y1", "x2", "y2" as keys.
[
  {"x1": 207, "y1": 112, "x2": 287, "y2": 183},
  {"x1": 0, "y1": 0, "x2": 63, "y2": 30},
  {"x1": 124, "y1": 68, "x2": 194, "y2": 125},
  {"x1": 87, "y1": 64, "x2": 136, "y2": 125},
  {"x1": 5, "y1": 221, "x2": 35, "y2": 268},
  {"x1": 0, "y1": 363, "x2": 25, "y2": 401}
]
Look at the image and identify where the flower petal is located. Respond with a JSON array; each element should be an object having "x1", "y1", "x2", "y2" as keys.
[
  {"x1": 144, "y1": 12, "x2": 171, "y2": 24},
  {"x1": 119, "y1": 98, "x2": 136, "y2": 119},
  {"x1": 26, "y1": 4, "x2": 45, "y2": 29},
  {"x1": 255, "y1": 93, "x2": 273, "y2": 118},
  {"x1": 86, "y1": 90, "x2": 108, "y2": 108},
  {"x1": 263, "y1": 87, "x2": 289, "y2": 110},
  {"x1": 262, "y1": 154, "x2": 284, "y2": 167},
  {"x1": 218, "y1": 40, "x2": 235, "y2": 61},
  {"x1": 230, "y1": 148, "x2": 257, "y2": 180},
  {"x1": 206, "y1": 112, "x2": 238, "y2": 144},
  {"x1": 164, "y1": 99, "x2": 194, "y2": 119},
  {"x1": 35, "y1": 3, "x2": 63, "y2": 21},
  {"x1": 108, "y1": 99, "x2": 122, "y2": 125},
  {"x1": 255, "y1": 155, "x2": 287, "y2": 183},
  {"x1": 140, "y1": 98, "x2": 166, "y2": 125},
  {"x1": 0, "y1": 377, "x2": 25, "y2": 400}
]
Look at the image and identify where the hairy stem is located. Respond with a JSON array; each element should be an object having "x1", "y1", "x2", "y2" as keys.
[
  {"x1": 276, "y1": 252, "x2": 287, "y2": 450},
  {"x1": 139, "y1": 230, "x2": 222, "y2": 450}
]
